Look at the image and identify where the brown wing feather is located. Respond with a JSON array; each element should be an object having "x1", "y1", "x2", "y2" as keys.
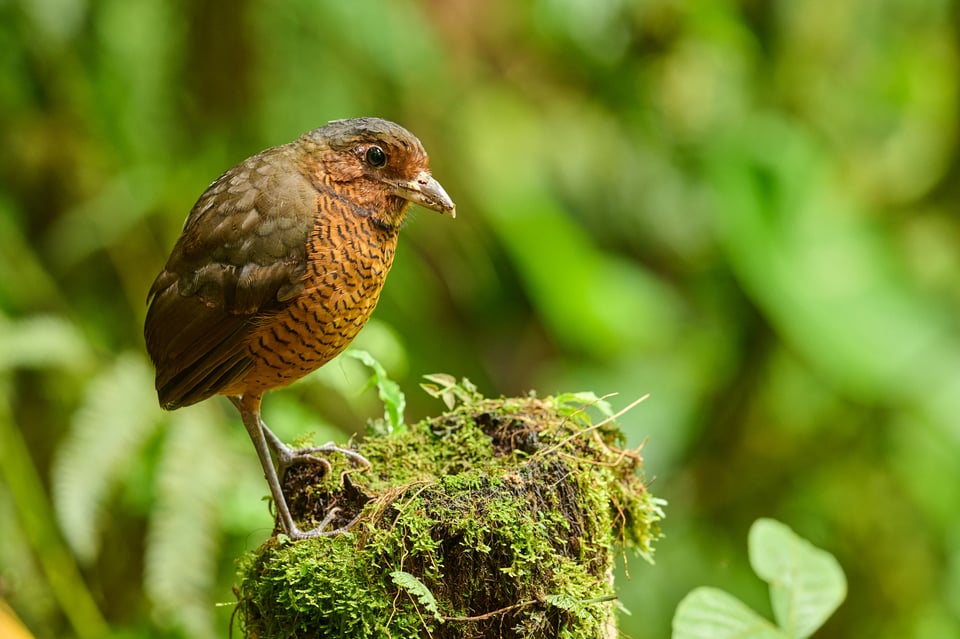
[{"x1": 144, "y1": 142, "x2": 319, "y2": 408}]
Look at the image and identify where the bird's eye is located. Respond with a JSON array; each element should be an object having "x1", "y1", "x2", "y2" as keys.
[{"x1": 365, "y1": 145, "x2": 387, "y2": 168}]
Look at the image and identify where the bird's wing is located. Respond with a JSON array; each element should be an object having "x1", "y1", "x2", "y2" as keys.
[{"x1": 144, "y1": 144, "x2": 318, "y2": 408}]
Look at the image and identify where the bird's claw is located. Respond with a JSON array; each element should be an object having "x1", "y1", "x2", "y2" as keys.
[
  {"x1": 275, "y1": 443, "x2": 371, "y2": 482},
  {"x1": 256, "y1": 425, "x2": 369, "y2": 537},
  {"x1": 286, "y1": 509, "x2": 363, "y2": 539},
  {"x1": 260, "y1": 425, "x2": 370, "y2": 475}
]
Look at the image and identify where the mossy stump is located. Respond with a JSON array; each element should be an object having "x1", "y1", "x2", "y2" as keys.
[{"x1": 236, "y1": 393, "x2": 663, "y2": 639}]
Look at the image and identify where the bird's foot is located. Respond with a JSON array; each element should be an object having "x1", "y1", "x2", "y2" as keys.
[
  {"x1": 259, "y1": 423, "x2": 371, "y2": 476},
  {"x1": 275, "y1": 440, "x2": 372, "y2": 478},
  {"x1": 229, "y1": 396, "x2": 368, "y2": 540},
  {"x1": 263, "y1": 430, "x2": 371, "y2": 537}
]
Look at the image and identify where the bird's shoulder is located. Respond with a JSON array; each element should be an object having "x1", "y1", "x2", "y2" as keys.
[{"x1": 149, "y1": 143, "x2": 322, "y2": 314}]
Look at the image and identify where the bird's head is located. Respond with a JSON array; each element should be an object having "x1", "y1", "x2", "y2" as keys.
[{"x1": 305, "y1": 117, "x2": 455, "y2": 230}]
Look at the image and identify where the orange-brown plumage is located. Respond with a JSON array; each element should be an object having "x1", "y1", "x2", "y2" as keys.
[{"x1": 144, "y1": 117, "x2": 454, "y2": 538}]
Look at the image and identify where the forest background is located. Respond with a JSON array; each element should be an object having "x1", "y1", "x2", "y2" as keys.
[{"x1": 2, "y1": 1, "x2": 959, "y2": 637}]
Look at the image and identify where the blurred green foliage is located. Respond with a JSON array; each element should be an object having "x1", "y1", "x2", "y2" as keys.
[{"x1": 1, "y1": 0, "x2": 959, "y2": 637}]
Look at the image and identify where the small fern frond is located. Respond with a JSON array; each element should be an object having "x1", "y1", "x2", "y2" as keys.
[
  {"x1": 51, "y1": 352, "x2": 162, "y2": 561},
  {"x1": 391, "y1": 570, "x2": 443, "y2": 622},
  {"x1": 144, "y1": 402, "x2": 228, "y2": 638},
  {"x1": 0, "y1": 314, "x2": 92, "y2": 372}
]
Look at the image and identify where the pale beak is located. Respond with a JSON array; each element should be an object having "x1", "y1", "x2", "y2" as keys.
[{"x1": 391, "y1": 170, "x2": 456, "y2": 218}]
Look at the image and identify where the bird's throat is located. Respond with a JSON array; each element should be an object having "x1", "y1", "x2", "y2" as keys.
[{"x1": 370, "y1": 198, "x2": 410, "y2": 233}]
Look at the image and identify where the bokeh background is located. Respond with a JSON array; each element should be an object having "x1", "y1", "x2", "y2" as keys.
[{"x1": 2, "y1": 0, "x2": 960, "y2": 637}]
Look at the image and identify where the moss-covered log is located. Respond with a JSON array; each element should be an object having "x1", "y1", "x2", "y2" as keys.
[{"x1": 235, "y1": 392, "x2": 663, "y2": 638}]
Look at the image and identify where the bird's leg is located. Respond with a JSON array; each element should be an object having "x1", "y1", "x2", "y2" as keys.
[{"x1": 230, "y1": 395, "x2": 357, "y2": 539}]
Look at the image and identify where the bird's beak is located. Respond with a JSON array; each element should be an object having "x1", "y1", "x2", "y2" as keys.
[{"x1": 392, "y1": 170, "x2": 456, "y2": 218}]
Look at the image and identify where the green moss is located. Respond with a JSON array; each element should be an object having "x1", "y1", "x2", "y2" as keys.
[{"x1": 236, "y1": 393, "x2": 664, "y2": 638}]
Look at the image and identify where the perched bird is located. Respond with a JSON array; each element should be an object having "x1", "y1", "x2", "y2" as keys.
[{"x1": 144, "y1": 117, "x2": 455, "y2": 539}]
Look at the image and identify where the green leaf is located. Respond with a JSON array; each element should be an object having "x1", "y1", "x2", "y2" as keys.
[
  {"x1": 552, "y1": 391, "x2": 616, "y2": 421},
  {"x1": 420, "y1": 373, "x2": 458, "y2": 410},
  {"x1": 390, "y1": 570, "x2": 442, "y2": 622},
  {"x1": 344, "y1": 349, "x2": 405, "y2": 434},
  {"x1": 672, "y1": 587, "x2": 786, "y2": 639},
  {"x1": 420, "y1": 373, "x2": 481, "y2": 410},
  {"x1": 748, "y1": 519, "x2": 847, "y2": 639}
]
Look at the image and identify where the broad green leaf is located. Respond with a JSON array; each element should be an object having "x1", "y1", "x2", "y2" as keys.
[
  {"x1": 749, "y1": 519, "x2": 847, "y2": 639},
  {"x1": 672, "y1": 587, "x2": 785, "y2": 639}
]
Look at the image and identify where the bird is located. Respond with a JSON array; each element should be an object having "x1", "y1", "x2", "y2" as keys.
[{"x1": 144, "y1": 117, "x2": 455, "y2": 539}]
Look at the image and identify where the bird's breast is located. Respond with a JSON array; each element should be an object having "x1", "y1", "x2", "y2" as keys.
[{"x1": 224, "y1": 212, "x2": 399, "y2": 395}]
